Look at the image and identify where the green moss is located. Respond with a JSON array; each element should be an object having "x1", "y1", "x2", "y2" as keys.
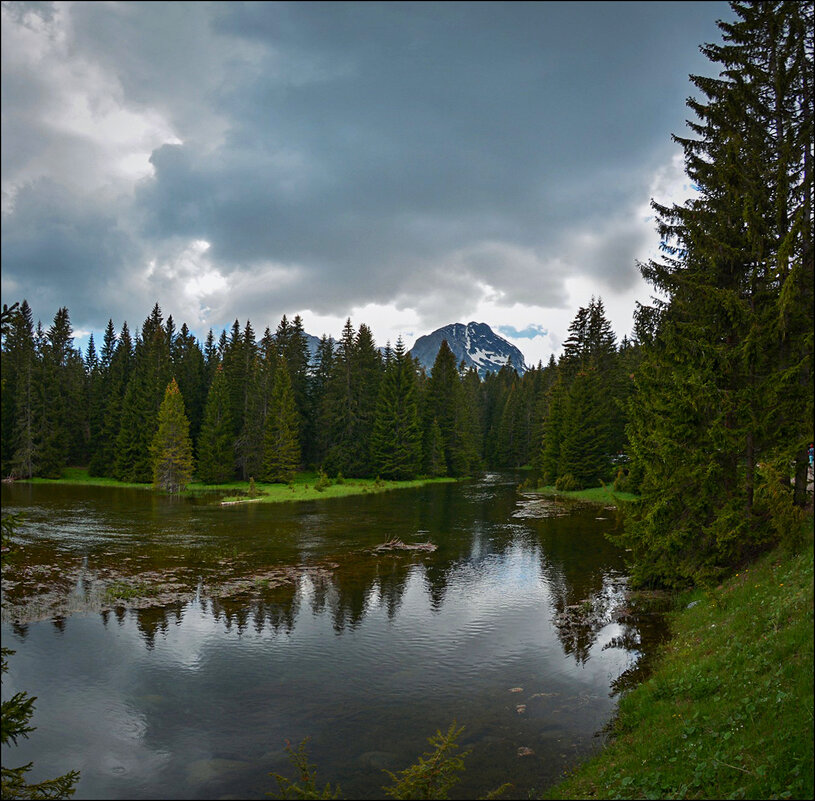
[{"x1": 543, "y1": 524, "x2": 814, "y2": 800}]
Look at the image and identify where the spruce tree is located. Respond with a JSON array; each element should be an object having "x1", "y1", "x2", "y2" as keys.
[
  {"x1": 34, "y1": 308, "x2": 83, "y2": 477},
  {"x1": 308, "y1": 334, "x2": 334, "y2": 466},
  {"x1": 558, "y1": 367, "x2": 610, "y2": 487},
  {"x1": 237, "y1": 351, "x2": 266, "y2": 480},
  {"x1": 150, "y1": 378, "x2": 195, "y2": 493},
  {"x1": 460, "y1": 366, "x2": 484, "y2": 472},
  {"x1": 4, "y1": 302, "x2": 37, "y2": 478},
  {"x1": 539, "y1": 372, "x2": 566, "y2": 485},
  {"x1": 277, "y1": 314, "x2": 311, "y2": 426},
  {"x1": 115, "y1": 305, "x2": 171, "y2": 482},
  {"x1": 321, "y1": 319, "x2": 372, "y2": 476},
  {"x1": 196, "y1": 365, "x2": 234, "y2": 483},
  {"x1": 349, "y1": 323, "x2": 383, "y2": 475},
  {"x1": 371, "y1": 337, "x2": 422, "y2": 479},
  {"x1": 618, "y1": 1, "x2": 814, "y2": 587},
  {"x1": 172, "y1": 322, "x2": 206, "y2": 451},
  {"x1": 263, "y1": 356, "x2": 301, "y2": 483},
  {"x1": 423, "y1": 418, "x2": 447, "y2": 478},
  {"x1": 423, "y1": 340, "x2": 470, "y2": 476},
  {"x1": 90, "y1": 322, "x2": 132, "y2": 477}
]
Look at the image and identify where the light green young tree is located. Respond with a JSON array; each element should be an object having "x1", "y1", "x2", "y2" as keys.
[{"x1": 150, "y1": 378, "x2": 195, "y2": 493}]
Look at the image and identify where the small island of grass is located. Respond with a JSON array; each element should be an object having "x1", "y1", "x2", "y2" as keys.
[
  {"x1": 524, "y1": 481, "x2": 638, "y2": 506},
  {"x1": 21, "y1": 466, "x2": 457, "y2": 505}
]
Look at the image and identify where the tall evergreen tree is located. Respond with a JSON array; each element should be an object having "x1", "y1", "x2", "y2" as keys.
[
  {"x1": 196, "y1": 365, "x2": 234, "y2": 484},
  {"x1": 422, "y1": 340, "x2": 472, "y2": 476},
  {"x1": 115, "y1": 304, "x2": 171, "y2": 482},
  {"x1": 89, "y1": 322, "x2": 132, "y2": 476},
  {"x1": 558, "y1": 367, "x2": 610, "y2": 487},
  {"x1": 3, "y1": 302, "x2": 36, "y2": 477},
  {"x1": 320, "y1": 319, "x2": 383, "y2": 477},
  {"x1": 262, "y1": 356, "x2": 301, "y2": 483},
  {"x1": 307, "y1": 334, "x2": 334, "y2": 466},
  {"x1": 237, "y1": 350, "x2": 266, "y2": 480},
  {"x1": 423, "y1": 418, "x2": 447, "y2": 478},
  {"x1": 150, "y1": 378, "x2": 195, "y2": 493},
  {"x1": 460, "y1": 366, "x2": 484, "y2": 472},
  {"x1": 371, "y1": 337, "x2": 422, "y2": 479},
  {"x1": 84, "y1": 333, "x2": 101, "y2": 465},
  {"x1": 277, "y1": 314, "x2": 311, "y2": 426},
  {"x1": 539, "y1": 372, "x2": 567, "y2": 484},
  {"x1": 618, "y1": 1, "x2": 814, "y2": 587},
  {"x1": 34, "y1": 308, "x2": 83, "y2": 476},
  {"x1": 172, "y1": 322, "x2": 206, "y2": 451}
]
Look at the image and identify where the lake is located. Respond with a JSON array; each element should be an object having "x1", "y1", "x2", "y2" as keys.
[{"x1": 0, "y1": 474, "x2": 667, "y2": 800}]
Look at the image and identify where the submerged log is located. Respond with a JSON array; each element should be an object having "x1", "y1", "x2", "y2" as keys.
[{"x1": 372, "y1": 538, "x2": 437, "y2": 553}]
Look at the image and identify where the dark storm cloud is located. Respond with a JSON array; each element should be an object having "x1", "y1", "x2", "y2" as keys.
[
  {"x1": 1, "y1": 1, "x2": 733, "y2": 337},
  {"x1": 1, "y1": 179, "x2": 139, "y2": 318}
]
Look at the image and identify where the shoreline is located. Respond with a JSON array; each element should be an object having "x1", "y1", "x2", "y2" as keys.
[
  {"x1": 7, "y1": 467, "x2": 459, "y2": 505},
  {"x1": 523, "y1": 483, "x2": 639, "y2": 506}
]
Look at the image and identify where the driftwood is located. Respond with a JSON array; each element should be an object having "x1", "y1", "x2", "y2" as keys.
[
  {"x1": 372, "y1": 538, "x2": 437, "y2": 553},
  {"x1": 220, "y1": 497, "x2": 264, "y2": 505}
]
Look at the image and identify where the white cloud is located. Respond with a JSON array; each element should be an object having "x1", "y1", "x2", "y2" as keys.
[{"x1": 1, "y1": 2, "x2": 180, "y2": 214}]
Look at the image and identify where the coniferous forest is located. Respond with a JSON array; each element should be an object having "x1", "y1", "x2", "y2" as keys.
[
  {"x1": 0, "y1": 297, "x2": 633, "y2": 488},
  {"x1": 1, "y1": 1, "x2": 813, "y2": 596},
  {"x1": 0, "y1": 4, "x2": 813, "y2": 801}
]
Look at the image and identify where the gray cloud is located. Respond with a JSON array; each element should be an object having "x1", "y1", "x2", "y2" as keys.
[{"x1": 1, "y1": 1, "x2": 733, "y2": 342}]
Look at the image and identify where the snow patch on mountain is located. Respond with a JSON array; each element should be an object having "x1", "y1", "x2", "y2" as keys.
[{"x1": 408, "y1": 322, "x2": 528, "y2": 378}]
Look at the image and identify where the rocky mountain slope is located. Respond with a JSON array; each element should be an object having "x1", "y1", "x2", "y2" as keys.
[{"x1": 408, "y1": 322, "x2": 527, "y2": 377}]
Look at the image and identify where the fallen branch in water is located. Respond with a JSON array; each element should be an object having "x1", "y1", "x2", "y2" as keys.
[{"x1": 372, "y1": 538, "x2": 437, "y2": 553}]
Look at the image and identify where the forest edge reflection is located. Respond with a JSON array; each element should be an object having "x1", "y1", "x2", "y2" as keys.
[{"x1": 2, "y1": 480, "x2": 670, "y2": 697}]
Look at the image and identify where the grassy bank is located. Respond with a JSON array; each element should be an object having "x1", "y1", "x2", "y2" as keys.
[
  {"x1": 544, "y1": 528, "x2": 814, "y2": 800},
  {"x1": 22, "y1": 467, "x2": 457, "y2": 504},
  {"x1": 531, "y1": 483, "x2": 639, "y2": 506}
]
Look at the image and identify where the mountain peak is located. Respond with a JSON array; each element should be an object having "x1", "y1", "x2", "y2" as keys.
[{"x1": 409, "y1": 321, "x2": 527, "y2": 377}]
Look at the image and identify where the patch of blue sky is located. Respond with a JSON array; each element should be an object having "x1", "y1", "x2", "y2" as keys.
[{"x1": 498, "y1": 324, "x2": 548, "y2": 340}]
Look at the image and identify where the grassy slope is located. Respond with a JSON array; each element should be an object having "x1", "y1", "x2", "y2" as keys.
[
  {"x1": 25, "y1": 467, "x2": 457, "y2": 504},
  {"x1": 544, "y1": 530, "x2": 814, "y2": 800}
]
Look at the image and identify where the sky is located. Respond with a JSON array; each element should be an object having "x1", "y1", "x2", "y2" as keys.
[{"x1": 1, "y1": 1, "x2": 734, "y2": 365}]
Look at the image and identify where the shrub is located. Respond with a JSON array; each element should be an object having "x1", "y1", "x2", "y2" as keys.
[
  {"x1": 555, "y1": 473, "x2": 581, "y2": 492},
  {"x1": 315, "y1": 469, "x2": 331, "y2": 493}
]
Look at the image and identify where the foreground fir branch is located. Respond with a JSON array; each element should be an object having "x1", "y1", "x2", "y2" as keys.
[
  {"x1": 268, "y1": 723, "x2": 511, "y2": 801},
  {"x1": 268, "y1": 738, "x2": 341, "y2": 800}
]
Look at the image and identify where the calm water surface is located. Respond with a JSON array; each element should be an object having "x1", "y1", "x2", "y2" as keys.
[{"x1": 1, "y1": 475, "x2": 666, "y2": 799}]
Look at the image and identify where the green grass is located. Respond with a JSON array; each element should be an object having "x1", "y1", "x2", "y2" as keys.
[
  {"x1": 543, "y1": 525, "x2": 814, "y2": 800},
  {"x1": 217, "y1": 472, "x2": 457, "y2": 504},
  {"x1": 532, "y1": 483, "x2": 639, "y2": 505},
  {"x1": 23, "y1": 467, "x2": 457, "y2": 504},
  {"x1": 103, "y1": 581, "x2": 155, "y2": 603},
  {"x1": 29, "y1": 467, "x2": 150, "y2": 490}
]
